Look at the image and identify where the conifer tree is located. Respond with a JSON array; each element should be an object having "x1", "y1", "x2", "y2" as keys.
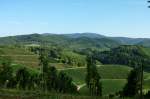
[
  {"x1": 122, "y1": 68, "x2": 140, "y2": 97},
  {"x1": 85, "y1": 55, "x2": 102, "y2": 96}
]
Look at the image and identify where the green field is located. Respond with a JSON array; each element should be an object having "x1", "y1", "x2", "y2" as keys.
[
  {"x1": 61, "y1": 65, "x2": 150, "y2": 95},
  {"x1": 62, "y1": 65, "x2": 130, "y2": 95},
  {"x1": 0, "y1": 46, "x2": 86, "y2": 69},
  {"x1": 79, "y1": 79, "x2": 126, "y2": 95},
  {"x1": 61, "y1": 65, "x2": 132, "y2": 84},
  {"x1": 0, "y1": 46, "x2": 150, "y2": 97},
  {"x1": 79, "y1": 79, "x2": 150, "y2": 96},
  {"x1": 141, "y1": 47, "x2": 150, "y2": 57},
  {"x1": 0, "y1": 46, "x2": 39, "y2": 68}
]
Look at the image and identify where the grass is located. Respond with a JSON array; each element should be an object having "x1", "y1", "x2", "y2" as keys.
[
  {"x1": 141, "y1": 47, "x2": 150, "y2": 57},
  {"x1": 11, "y1": 64, "x2": 39, "y2": 75},
  {"x1": 0, "y1": 46, "x2": 150, "y2": 97},
  {"x1": 0, "y1": 46, "x2": 34, "y2": 55},
  {"x1": 62, "y1": 65, "x2": 150, "y2": 84},
  {"x1": 0, "y1": 46, "x2": 86, "y2": 69},
  {"x1": 61, "y1": 65, "x2": 132, "y2": 85},
  {"x1": 61, "y1": 67, "x2": 86, "y2": 84},
  {"x1": 80, "y1": 79, "x2": 150, "y2": 96},
  {"x1": 0, "y1": 46, "x2": 39, "y2": 68},
  {"x1": 79, "y1": 79, "x2": 127, "y2": 96},
  {"x1": 102, "y1": 79, "x2": 126, "y2": 95},
  {"x1": 61, "y1": 65, "x2": 150, "y2": 95},
  {"x1": 97, "y1": 65, "x2": 132, "y2": 79},
  {"x1": 0, "y1": 88, "x2": 135, "y2": 99},
  {"x1": 144, "y1": 78, "x2": 150, "y2": 90}
]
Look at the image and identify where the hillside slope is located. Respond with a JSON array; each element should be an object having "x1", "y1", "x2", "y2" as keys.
[
  {"x1": 94, "y1": 45, "x2": 150, "y2": 71},
  {"x1": 1, "y1": 33, "x2": 150, "y2": 48}
]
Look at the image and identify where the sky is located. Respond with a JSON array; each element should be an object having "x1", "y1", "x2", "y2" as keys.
[{"x1": 0, "y1": 0, "x2": 150, "y2": 38}]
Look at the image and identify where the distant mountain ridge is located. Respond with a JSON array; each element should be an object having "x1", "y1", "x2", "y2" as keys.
[{"x1": 0, "y1": 33, "x2": 150, "y2": 49}]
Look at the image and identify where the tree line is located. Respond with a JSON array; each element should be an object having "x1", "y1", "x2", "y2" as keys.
[
  {"x1": 29, "y1": 46, "x2": 87, "y2": 67},
  {"x1": 0, "y1": 55, "x2": 77, "y2": 94},
  {"x1": 85, "y1": 54, "x2": 150, "y2": 98},
  {"x1": 93, "y1": 45, "x2": 150, "y2": 71},
  {"x1": 0, "y1": 45, "x2": 150, "y2": 98}
]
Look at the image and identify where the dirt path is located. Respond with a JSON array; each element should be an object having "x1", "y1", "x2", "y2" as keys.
[
  {"x1": 58, "y1": 65, "x2": 102, "y2": 71},
  {"x1": 77, "y1": 84, "x2": 86, "y2": 91},
  {"x1": 58, "y1": 67, "x2": 86, "y2": 71}
]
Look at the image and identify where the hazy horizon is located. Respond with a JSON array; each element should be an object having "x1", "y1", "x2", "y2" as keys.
[
  {"x1": 1, "y1": 32, "x2": 150, "y2": 39},
  {"x1": 0, "y1": 0, "x2": 150, "y2": 38}
]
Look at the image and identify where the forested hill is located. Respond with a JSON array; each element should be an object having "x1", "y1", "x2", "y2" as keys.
[
  {"x1": 0, "y1": 33, "x2": 120, "y2": 49},
  {"x1": 93, "y1": 45, "x2": 150, "y2": 71},
  {"x1": 0, "y1": 33, "x2": 150, "y2": 49}
]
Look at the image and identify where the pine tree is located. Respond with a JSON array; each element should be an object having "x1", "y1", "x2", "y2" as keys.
[{"x1": 122, "y1": 68, "x2": 140, "y2": 97}]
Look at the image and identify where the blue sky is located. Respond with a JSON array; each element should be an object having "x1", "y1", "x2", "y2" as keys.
[{"x1": 0, "y1": 0, "x2": 150, "y2": 38}]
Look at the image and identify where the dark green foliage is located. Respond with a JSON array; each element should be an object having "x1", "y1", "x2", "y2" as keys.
[
  {"x1": 121, "y1": 68, "x2": 140, "y2": 97},
  {"x1": 39, "y1": 48, "x2": 49, "y2": 72},
  {"x1": 57, "y1": 71, "x2": 77, "y2": 93},
  {"x1": 94, "y1": 45, "x2": 150, "y2": 71},
  {"x1": 60, "y1": 51, "x2": 87, "y2": 67},
  {"x1": 0, "y1": 56, "x2": 77, "y2": 94},
  {"x1": 145, "y1": 91, "x2": 150, "y2": 98},
  {"x1": 0, "y1": 42, "x2": 150, "y2": 97},
  {"x1": 0, "y1": 57, "x2": 13, "y2": 88},
  {"x1": 38, "y1": 48, "x2": 49, "y2": 91},
  {"x1": 30, "y1": 46, "x2": 61, "y2": 61},
  {"x1": 46, "y1": 66, "x2": 58, "y2": 91},
  {"x1": 85, "y1": 56, "x2": 102, "y2": 96},
  {"x1": 16, "y1": 67, "x2": 30, "y2": 90},
  {"x1": 30, "y1": 46, "x2": 87, "y2": 67},
  {"x1": 38, "y1": 48, "x2": 77, "y2": 93}
]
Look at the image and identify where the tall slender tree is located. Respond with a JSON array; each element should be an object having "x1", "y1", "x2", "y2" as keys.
[
  {"x1": 122, "y1": 68, "x2": 140, "y2": 97},
  {"x1": 47, "y1": 66, "x2": 57, "y2": 91},
  {"x1": 39, "y1": 48, "x2": 49, "y2": 92},
  {"x1": 85, "y1": 55, "x2": 102, "y2": 96}
]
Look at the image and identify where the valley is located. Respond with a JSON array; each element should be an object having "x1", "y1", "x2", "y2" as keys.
[{"x1": 0, "y1": 33, "x2": 150, "y2": 99}]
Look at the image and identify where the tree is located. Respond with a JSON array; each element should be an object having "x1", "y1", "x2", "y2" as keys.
[
  {"x1": 38, "y1": 48, "x2": 49, "y2": 91},
  {"x1": 47, "y1": 66, "x2": 58, "y2": 91},
  {"x1": 85, "y1": 55, "x2": 102, "y2": 96},
  {"x1": 39, "y1": 48, "x2": 49, "y2": 73},
  {"x1": 0, "y1": 57, "x2": 13, "y2": 88},
  {"x1": 16, "y1": 67, "x2": 30, "y2": 90},
  {"x1": 57, "y1": 71, "x2": 77, "y2": 93},
  {"x1": 27, "y1": 73, "x2": 39, "y2": 90},
  {"x1": 121, "y1": 68, "x2": 140, "y2": 97}
]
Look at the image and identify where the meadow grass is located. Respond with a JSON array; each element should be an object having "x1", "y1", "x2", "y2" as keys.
[
  {"x1": 62, "y1": 65, "x2": 132, "y2": 84},
  {"x1": 79, "y1": 79, "x2": 127, "y2": 96}
]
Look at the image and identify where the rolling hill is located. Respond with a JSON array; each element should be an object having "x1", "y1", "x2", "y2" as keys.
[
  {"x1": 0, "y1": 33, "x2": 150, "y2": 50},
  {"x1": 93, "y1": 45, "x2": 150, "y2": 71}
]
